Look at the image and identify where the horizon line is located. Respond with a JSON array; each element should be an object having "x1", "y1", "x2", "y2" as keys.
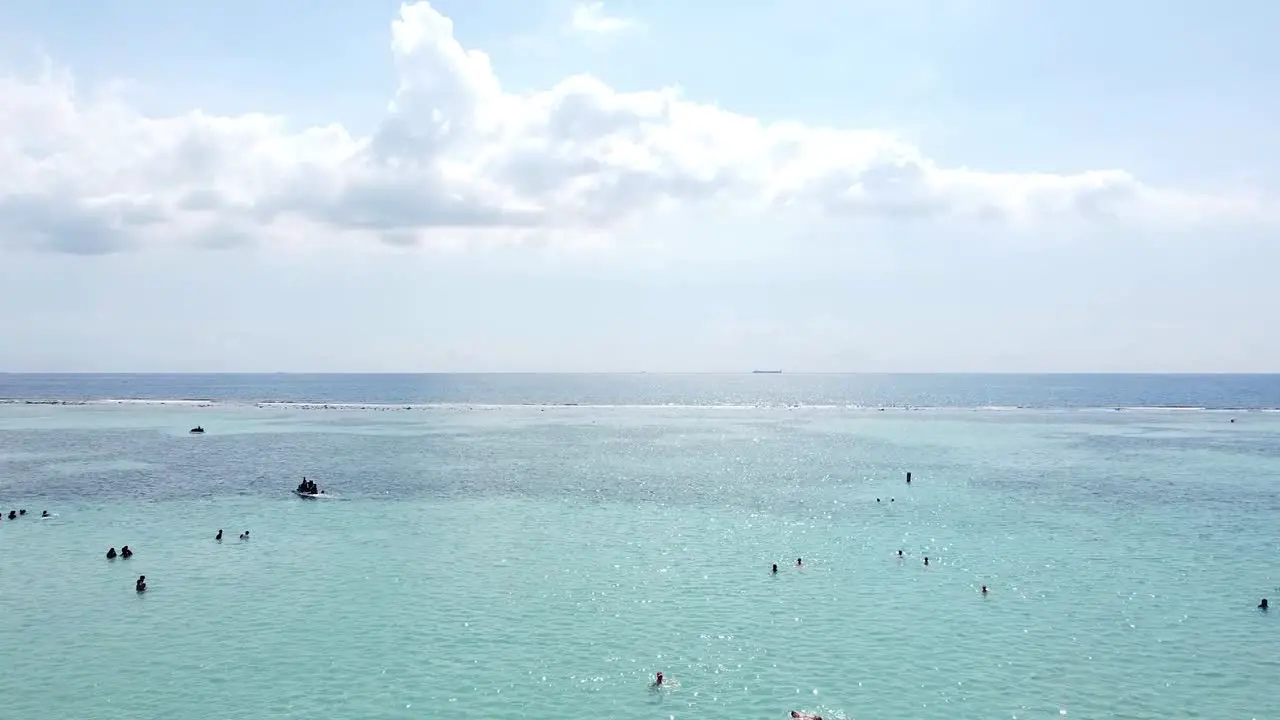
[{"x1": 2, "y1": 371, "x2": 1280, "y2": 377}]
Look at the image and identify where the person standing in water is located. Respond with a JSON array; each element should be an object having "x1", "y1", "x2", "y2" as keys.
[
  {"x1": 653, "y1": 672, "x2": 664, "y2": 687},
  {"x1": 135, "y1": 575, "x2": 147, "y2": 593},
  {"x1": 771, "y1": 563, "x2": 778, "y2": 574},
  {"x1": 215, "y1": 529, "x2": 223, "y2": 541}
]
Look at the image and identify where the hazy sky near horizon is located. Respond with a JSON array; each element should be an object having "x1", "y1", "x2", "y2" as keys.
[{"x1": 1, "y1": 0, "x2": 1277, "y2": 372}]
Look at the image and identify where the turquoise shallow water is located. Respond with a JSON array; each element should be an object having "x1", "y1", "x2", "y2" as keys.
[{"x1": 2, "y1": 398, "x2": 1278, "y2": 719}]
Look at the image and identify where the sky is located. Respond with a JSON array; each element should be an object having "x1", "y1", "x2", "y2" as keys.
[{"x1": 0, "y1": 0, "x2": 1277, "y2": 373}]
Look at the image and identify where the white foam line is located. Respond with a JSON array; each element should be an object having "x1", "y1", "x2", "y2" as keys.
[{"x1": 0, "y1": 399, "x2": 1276, "y2": 412}]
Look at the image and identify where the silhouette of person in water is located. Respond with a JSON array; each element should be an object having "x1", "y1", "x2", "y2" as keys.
[
  {"x1": 796, "y1": 558, "x2": 803, "y2": 567},
  {"x1": 106, "y1": 547, "x2": 118, "y2": 559},
  {"x1": 653, "y1": 672, "x2": 663, "y2": 687},
  {"x1": 135, "y1": 575, "x2": 147, "y2": 593},
  {"x1": 1260, "y1": 598, "x2": 1269, "y2": 611},
  {"x1": 772, "y1": 563, "x2": 778, "y2": 574},
  {"x1": 215, "y1": 529, "x2": 223, "y2": 541},
  {"x1": 120, "y1": 546, "x2": 133, "y2": 558}
]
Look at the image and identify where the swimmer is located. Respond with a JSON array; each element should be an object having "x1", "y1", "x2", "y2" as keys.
[
  {"x1": 772, "y1": 563, "x2": 778, "y2": 574},
  {"x1": 107, "y1": 547, "x2": 118, "y2": 559},
  {"x1": 796, "y1": 558, "x2": 803, "y2": 567},
  {"x1": 791, "y1": 711, "x2": 823, "y2": 720},
  {"x1": 239, "y1": 531, "x2": 249, "y2": 540},
  {"x1": 897, "y1": 550, "x2": 904, "y2": 559},
  {"x1": 215, "y1": 529, "x2": 223, "y2": 541},
  {"x1": 120, "y1": 545, "x2": 133, "y2": 558},
  {"x1": 19, "y1": 509, "x2": 25, "y2": 516},
  {"x1": 7, "y1": 510, "x2": 14, "y2": 520},
  {"x1": 41, "y1": 510, "x2": 49, "y2": 518},
  {"x1": 923, "y1": 556, "x2": 929, "y2": 566},
  {"x1": 135, "y1": 575, "x2": 147, "y2": 593},
  {"x1": 653, "y1": 672, "x2": 664, "y2": 687},
  {"x1": 981, "y1": 585, "x2": 988, "y2": 595},
  {"x1": 1260, "y1": 598, "x2": 1269, "y2": 611}
]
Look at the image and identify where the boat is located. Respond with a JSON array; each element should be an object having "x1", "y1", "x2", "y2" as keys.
[
  {"x1": 189, "y1": 426, "x2": 205, "y2": 434},
  {"x1": 752, "y1": 370, "x2": 782, "y2": 374},
  {"x1": 292, "y1": 490, "x2": 333, "y2": 500}
]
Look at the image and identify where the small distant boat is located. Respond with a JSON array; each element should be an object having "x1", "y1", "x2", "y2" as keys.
[
  {"x1": 189, "y1": 426, "x2": 205, "y2": 434},
  {"x1": 752, "y1": 370, "x2": 782, "y2": 374},
  {"x1": 292, "y1": 490, "x2": 333, "y2": 500}
]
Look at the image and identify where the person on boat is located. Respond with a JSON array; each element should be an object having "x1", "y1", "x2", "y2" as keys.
[
  {"x1": 107, "y1": 547, "x2": 118, "y2": 559},
  {"x1": 121, "y1": 546, "x2": 133, "y2": 558},
  {"x1": 215, "y1": 529, "x2": 223, "y2": 541},
  {"x1": 136, "y1": 575, "x2": 147, "y2": 593}
]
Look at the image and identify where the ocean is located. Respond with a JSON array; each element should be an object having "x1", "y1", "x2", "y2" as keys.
[{"x1": 0, "y1": 374, "x2": 1276, "y2": 720}]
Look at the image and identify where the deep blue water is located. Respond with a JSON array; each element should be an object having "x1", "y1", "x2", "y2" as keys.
[{"x1": 2, "y1": 373, "x2": 1280, "y2": 408}]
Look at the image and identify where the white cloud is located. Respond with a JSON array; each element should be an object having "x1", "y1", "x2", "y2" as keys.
[
  {"x1": 569, "y1": 2, "x2": 637, "y2": 34},
  {"x1": 0, "y1": 1, "x2": 1269, "y2": 255}
]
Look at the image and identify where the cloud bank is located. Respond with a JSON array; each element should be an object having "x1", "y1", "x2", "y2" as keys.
[
  {"x1": 0, "y1": 2, "x2": 1268, "y2": 255},
  {"x1": 569, "y1": 2, "x2": 637, "y2": 34}
]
